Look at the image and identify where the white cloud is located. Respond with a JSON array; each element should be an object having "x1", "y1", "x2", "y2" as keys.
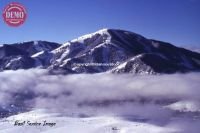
[{"x1": 0, "y1": 69, "x2": 200, "y2": 132}]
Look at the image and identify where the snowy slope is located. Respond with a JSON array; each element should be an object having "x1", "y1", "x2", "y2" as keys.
[
  {"x1": 14, "y1": 41, "x2": 60, "y2": 56},
  {"x1": 0, "y1": 109, "x2": 181, "y2": 133},
  {"x1": 0, "y1": 41, "x2": 60, "y2": 70},
  {"x1": 49, "y1": 29, "x2": 200, "y2": 74}
]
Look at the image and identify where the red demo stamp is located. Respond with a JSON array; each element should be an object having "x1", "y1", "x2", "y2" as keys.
[{"x1": 2, "y1": 2, "x2": 27, "y2": 27}]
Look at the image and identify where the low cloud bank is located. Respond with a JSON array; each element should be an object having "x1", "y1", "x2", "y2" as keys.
[{"x1": 0, "y1": 69, "x2": 200, "y2": 132}]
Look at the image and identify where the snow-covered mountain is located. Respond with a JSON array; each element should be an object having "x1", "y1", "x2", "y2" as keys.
[
  {"x1": 1, "y1": 29, "x2": 200, "y2": 74},
  {"x1": 0, "y1": 41, "x2": 60, "y2": 70}
]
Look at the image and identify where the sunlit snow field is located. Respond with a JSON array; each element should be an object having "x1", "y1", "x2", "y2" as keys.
[{"x1": 0, "y1": 69, "x2": 200, "y2": 133}]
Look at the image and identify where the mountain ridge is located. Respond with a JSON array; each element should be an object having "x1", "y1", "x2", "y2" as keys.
[{"x1": 1, "y1": 29, "x2": 200, "y2": 74}]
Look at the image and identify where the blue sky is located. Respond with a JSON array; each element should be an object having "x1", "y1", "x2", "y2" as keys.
[{"x1": 0, "y1": 0, "x2": 200, "y2": 47}]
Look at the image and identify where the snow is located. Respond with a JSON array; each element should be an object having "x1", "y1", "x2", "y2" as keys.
[
  {"x1": 71, "y1": 28, "x2": 110, "y2": 43},
  {"x1": 52, "y1": 41, "x2": 86, "y2": 66},
  {"x1": 55, "y1": 48, "x2": 70, "y2": 63},
  {"x1": 31, "y1": 51, "x2": 45, "y2": 58},
  {"x1": 5, "y1": 57, "x2": 22, "y2": 68},
  {"x1": 32, "y1": 41, "x2": 52, "y2": 53},
  {"x1": 151, "y1": 41, "x2": 160, "y2": 48},
  {"x1": 165, "y1": 100, "x2": 200, "y2": 112},
  {"x1": 59, "y1": 58, "x2": 71, "y2": 67},
  {"x1": 115, "y1": 62, "x2": 127, "y2": 70},
  {"x1": 31, "y1": 51, "x2": 55, "y2": 67},
  {"x1": 34, "y1": 41, "x2": 39, "y2": 45},
  {"x1": 52, "y1": 42, "x2": 71, "y2": 54},
  {"x1": 113, "y1": 54, "x2": 143, "y2": 70},
  {"x1": 0, "y1": 109, "x2": 178, "y2": 133}
]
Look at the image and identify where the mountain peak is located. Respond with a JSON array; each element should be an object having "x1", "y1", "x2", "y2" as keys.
[
  {"x1": 70, "y1": 28, "x2": 110, "y2": 43},
  {"x1": 69, "y1": 28, "x2": 144, "y2": 45},
  {"x1": 1, "y1": 29, "x2": 200, "y2": 74},
  {"x1": 50, "y1": 29, "x2": 200, "y2": 74},
  {"x1": 96, "y1": 28, "x2": 109, "y2": 33}
]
